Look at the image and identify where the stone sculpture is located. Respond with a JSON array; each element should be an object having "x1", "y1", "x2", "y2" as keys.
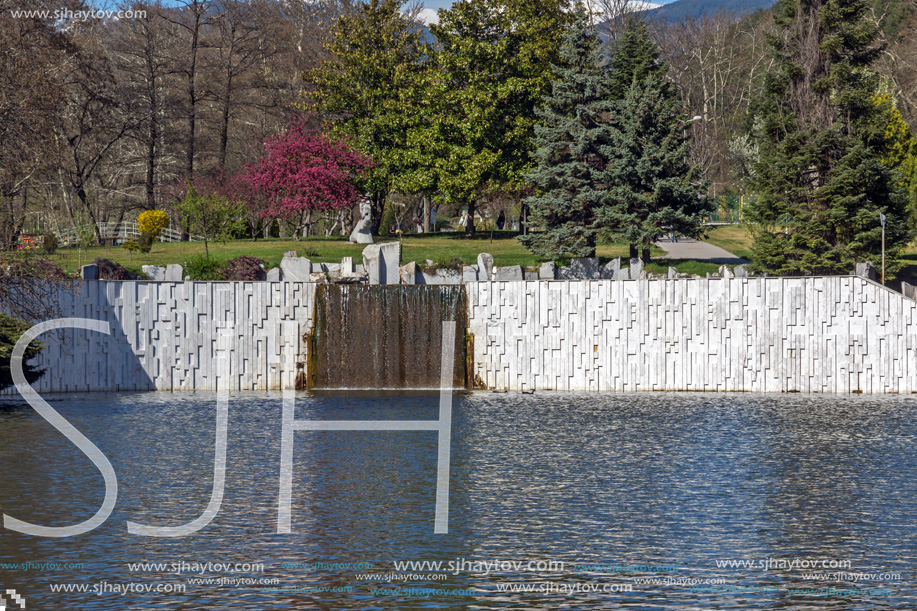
[{"x1": 349, "y1": 198, "x2": 374, "y2": 244}]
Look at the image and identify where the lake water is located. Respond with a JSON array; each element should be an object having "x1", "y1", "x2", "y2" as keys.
[{"x1": 0, "y1": 391, "x2": 915, "y2": 610}]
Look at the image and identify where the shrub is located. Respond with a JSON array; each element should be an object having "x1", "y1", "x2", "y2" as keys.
[
  {"x1": 183, "y1": 254, "x2": 223, "y2": 281},
  {"x1": 137, "y1": 231, "x2": 153, "y2": 253},
  {"x1": 220, "y1": 256, "x2": 267, "y2": 281},
  {"x1": 300, "y1": 245, "x2": 320, "y2": 258},
  {"x1": 137, "y1": 210, "x2": 169, "y2": 240},
  {"x1": 121, "y1": 240, "x2": 140, "y2": 260},
  {"x1": 0, "y1": 313, "x2": 45, "y2": 392},
  {"x1": 41, "y1": 233, "x2": 58, "y2": 255},
  {"x1": 92, "y1": 257, "x2": 133, "y2": 280},
  {"x1": 422, "y1": 255, "x2": 463, "y2": 274}
]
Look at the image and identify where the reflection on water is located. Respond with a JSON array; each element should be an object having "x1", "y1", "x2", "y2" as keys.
[{"x1": 0, "y1": 391, "x2": 915, "y2": 610}]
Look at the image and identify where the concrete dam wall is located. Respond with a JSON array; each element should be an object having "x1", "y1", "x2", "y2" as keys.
[{"x1": 3, "y1": 276, "x2": 915, "y2": 395}]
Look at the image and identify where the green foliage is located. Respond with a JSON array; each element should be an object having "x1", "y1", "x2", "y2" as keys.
[
  {"x1": 519, "y1": 6, "x2": 609, "y2": 259},
  {"x1": 302, "y1": 0, "x2": 427, "y2": 232},
  {"x1": 746, "y1": 0, "x2": 913, "y2": 276},
  {"x1": 300, "y1": 246, "x2": 320, "y2": 258},
  {"x1": 423, "y1": 255, "x2": 464, "y2": 273},
  {"x1": 174, "y1": 185, "x2": 245, "y2": 259},
  {"x1": 606, "y1": 17, "x2": 667, "y2": 99},
  {"x1": 182, "y1": 254, "x2": 223, "y2": 281},
  {"x1": 427, "y1": 0, "x2": 571, "y2": 234},
  {"x1": 521, "y1": 11, "x2": 710, "y2": 261},
  {"x1": 121, "y1": 240, "x2": 140, "y2": 260},
  {"x1": 41, "y1": 233, "x2": 58, "y2": 255},
  {"x1": 137, "y1": 231, "x2": 153, "y2": 253},
  {"x1": 379, "y1": 200, "x2": 398, "y2": 235},
  {"x1": 598, "y1": 75, "x2": 713, "y2": 255},
  {"x1": 0, "y1": 314, "x2": 44, "y2": 392}
]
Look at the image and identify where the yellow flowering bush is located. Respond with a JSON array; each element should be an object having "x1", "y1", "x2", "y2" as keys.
[{"x1": 137, "y1": 210, "x2": 169, "y2": 240}]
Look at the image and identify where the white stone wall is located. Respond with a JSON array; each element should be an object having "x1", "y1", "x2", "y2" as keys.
[
  {"x1": 5, "y1": 275, "x2": 915, "y2": 395},
  {"x1": 2, "y1": 281, "x2": 314, "y2": 394},
  {"x1": 467, "y1": 276, "x2": 917, "y2": 393}
]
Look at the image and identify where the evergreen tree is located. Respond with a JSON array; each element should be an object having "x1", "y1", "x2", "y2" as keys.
[
  {"x1": 597, "y1": 75, "x2": 712, "y2": 263},
  {"x1": 606, "y1": 17, "x2": 666, "y2": 100},
  {"x1": 518, "y1": 6, "x2": 610, "y2": 259},
  {"x1": 598, "y1": 19, "x2": 712, "y2": 263},
  {"x1": 745, "y1": 0, "x2": 913, "y2": 276}
]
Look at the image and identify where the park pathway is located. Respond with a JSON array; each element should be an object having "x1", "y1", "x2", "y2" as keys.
[{"x1": 654, "y1": 237, "x2": 748, "y2": 265}]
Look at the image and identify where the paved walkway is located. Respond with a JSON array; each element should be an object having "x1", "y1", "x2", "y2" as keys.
[{"x1": 654, "y1": 237, "x2": 748, "y2": 265}]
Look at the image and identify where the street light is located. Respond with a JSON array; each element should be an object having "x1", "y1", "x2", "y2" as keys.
[{"x1": 880, "y1": 212, "x2": 886, "y2": 284}]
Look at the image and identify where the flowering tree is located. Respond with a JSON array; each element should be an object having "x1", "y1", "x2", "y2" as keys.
[{"x1": 244, "y1": 118, "x2": 374, "y2": 239}]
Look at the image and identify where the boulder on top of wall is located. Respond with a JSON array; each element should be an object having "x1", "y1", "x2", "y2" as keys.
[
  {"x1": 143, "y1": 265, "x2": 165, "y2": 281},
  {"x1": 165, "y1": 263, "x2": 183, "y2": 281},
  {"x1": 601, "y1": 257, "x2": 620, "y2": 279},
  {"x1": 477, "y1": 253, "x2": 494, "y2": 281},
  {"x1": 400, "y1": 261, "x2": 418, "y2": 285},
  {"x1": 855, "y1": 261, "x2": 876, "y2": 281},
  {"x1": 462, "y1": 265, "x2": 479, "y2": 283},
  {"x1": 539, "y1": 261, "x2": 556, "y2": 280},
  {"x1": 494, "y1": 265, "x2": 524, "y2": 281},
  {"x1": 421, "y1": 268, "x2": 462, "y2": 285},
  {"x1": 81, "y1": 264, "x2": 99, "y2": 280},
  {"x1": 734, "y1": 264, "x2": 749, "y2": 278},
  {"x1": 525, "y1": 271, "x2": 538, "y2": 281},
  {"x1": 719, "y1": 264, "x2": 734, "y2": 279},
  {"x1": 628, "y1": 258, "x2": 644, "y2": 280},
  {"x1": 279, "y1": 257, "x2": 311, "y2": 281},
  {"x1": 266, "y1": 268, "x2": 281, "y2": 281}
]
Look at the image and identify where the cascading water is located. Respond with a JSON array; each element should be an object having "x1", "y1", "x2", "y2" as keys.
[{"x1": 309, "y1": 284, "x2": 467, "y2": 389}]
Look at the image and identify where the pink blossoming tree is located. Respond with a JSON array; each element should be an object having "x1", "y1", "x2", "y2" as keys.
[{"x1": 244, "y1": 118, "x2": 374, "y2": 240}]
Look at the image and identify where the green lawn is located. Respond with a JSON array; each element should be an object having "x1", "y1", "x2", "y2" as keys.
[
  {"x1": 51, "y1": 232, "x2": 669, "y2": 275},
  {"x1": 702, "y1": 225, "x2": 754, "y2": 260}
]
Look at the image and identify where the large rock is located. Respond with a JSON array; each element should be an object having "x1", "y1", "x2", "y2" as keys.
[
  {"x1": 399, "y1": 261, "x2": 418, "y2": 285},
  {"x1": 494, "y1": 265, "x2": 524, "y2": 281},
  {"x1": 280, "y1": 257, "x2": 311, "y2": 281},
  {"x1": 81, "y1": 264, "x2": 99, "y2": 280},
  {"x1": 902, "y1": 281, "x2": 917, "y2": 301},
  {"x1": 477, "y1": 253, "x2": 494, "y2": 281},
  {"x1": 855, "y1": 261, "x2": 876, "y2": 281},
  {"x1": 462, "y1": 265, "x2": 480, "y2": 283},
  {"x1": 539, "y1": 261, "x2": 556, "y2": 280},
  {"x1": 667, "y1": 267, "x2": 678, "y2": 279},
  {"x1": 628, "y1": 258, "x2": 644, "y2": 280},
  {"x1": 143, "y1": 265, "x2": 165, "y2": 281},
  {"x1": 362, "y1": 242, "x2": 401, "y2": 284},
  {"x1": 165, "y1": 264, "x2": 183, "y2": 281},
  {"x1": 420, "y1": 268, "x2": 462, "y2": 285},
  {"x1": 734, "y1": 264, "x2": 749, "y2": 278},
  {"x1": 525, "y1": 271, "x2": 538, "y2": 281},
  {"x1": 719, "y1": 264, "x2": 734, "y2": 279},
  {"x1": 569, "y1": 257, "x2": 600, "y2": 279},
  {"x1": 266, "y1": 268, "x2": 281, "y2": 282},
  {"x1": 601, "y1": 257, "x2": 621, "y2": 280},
  {"x1": 340, "y1": 257, "x2": 355, "y2": 276}
]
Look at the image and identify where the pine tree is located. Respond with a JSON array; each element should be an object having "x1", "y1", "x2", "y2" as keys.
[
  {"x1": 518, "y1": 5, "x2": 609, "y2": 259},
  {"x1": 746, "y1": 0, "x2": 913, "y2": 276},
  {"x1": 606, "y1": 17, "x2": 666, "y2": 100},
  {"x1": 597, "y1": 75, "x2": 712, "y2": 263},
  {"x1": 597, "y1": 19, "x2": 712, "y2": 263}
]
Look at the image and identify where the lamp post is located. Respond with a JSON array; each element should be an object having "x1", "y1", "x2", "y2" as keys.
[{"x1": 879, "y1": 212, "x2": 886, "y2": 284}]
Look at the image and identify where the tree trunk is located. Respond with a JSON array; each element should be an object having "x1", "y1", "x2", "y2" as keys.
[
  {"x1": 642, "y1": 246, "x2": 651, "y2": 265},
  {"x1": 629, "y1": 244, "x2": 638, "y2": 261},
  {"x1": 369, "y1": 191, "x2": 386, "y2": 235},
  {"x1": 423, "y1": 195, "x2": 430, "y2": 233},
  {"x1": 464, "y1": 200, "x2": 476, "y2": 237}
]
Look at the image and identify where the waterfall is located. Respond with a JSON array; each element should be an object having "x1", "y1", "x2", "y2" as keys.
[{"x1": 309, "y1": 285, "x2": 467, "y2": 389}]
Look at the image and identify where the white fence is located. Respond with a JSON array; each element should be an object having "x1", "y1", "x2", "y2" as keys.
[{"x1": 56, "y1": 222, "x2": 201, "y2": 245}]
